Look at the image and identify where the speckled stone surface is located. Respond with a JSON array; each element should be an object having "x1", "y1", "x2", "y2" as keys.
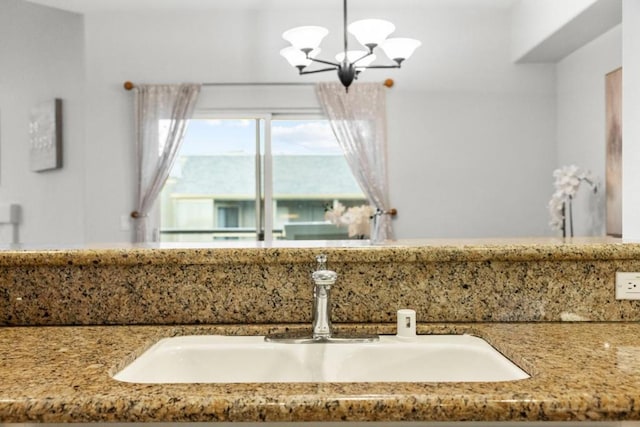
[
  {"x1": 1, "y1": 322, "x2": 640, "y2": 423},
  {"x1": 2, "y1": 239, "x2": 640, "y2": 423},
  {"x1": 2, "y1": 238, "x2": 640, "y2": 325}
]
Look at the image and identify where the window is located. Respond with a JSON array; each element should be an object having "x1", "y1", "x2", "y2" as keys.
[
  {"x1": 159, "y1": 116, "x2": 366, "y2": 242},
  {"x1": 217, "y1": 205, "x2": 240, "y2": 228}
]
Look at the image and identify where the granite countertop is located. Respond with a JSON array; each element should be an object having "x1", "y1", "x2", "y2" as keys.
[
  {"x1": 2, "y1": 322, "x2": 640, "y2": 423},
  {"x1": 0, "y1": 236, "x2": 631, "y2": 266}
]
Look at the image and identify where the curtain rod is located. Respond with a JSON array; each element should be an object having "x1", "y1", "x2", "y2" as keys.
[{"x1": 123, "y1": 79, "x2": 394, "y2": 91}]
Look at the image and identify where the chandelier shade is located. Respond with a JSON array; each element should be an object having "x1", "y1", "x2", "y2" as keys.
[
  {"x1": 347, "y1": 19, "x2": 395, "y2": 50},
  {"x1": 380, "y1": 38, "x2": 422, "y2": 63},
  {"x1": 282, "y1": 26, "x2": 329, "y2": 50},
  {"x1": 280, "y1": 0, "x2": 420, "y2": 91},
  {"x1": 280, "y1": 47, "x2": 321, "y2": 68}
]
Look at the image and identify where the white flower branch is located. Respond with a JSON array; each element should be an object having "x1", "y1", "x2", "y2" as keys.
[
  {"x1": 325, "y1": 201, "x2": 375, "y2": 238},
  {"x1": 548, "y1": 165, "x2": 598, "y2": 233}
]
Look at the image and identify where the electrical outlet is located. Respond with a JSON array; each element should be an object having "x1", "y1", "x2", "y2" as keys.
[{"x1": 616, "y1": 272, "x2": 640, "y2": 300}]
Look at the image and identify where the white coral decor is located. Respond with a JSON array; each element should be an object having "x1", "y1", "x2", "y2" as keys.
[
  {"x1": 324, "y1": 201, "x2": 346, "y2": 225},
  {"x1": 548, "y1": 165, "x2": 595, "y2": 231},
  {"x1": 325, "y1": 202, "x2": 375, "y2": 238}
]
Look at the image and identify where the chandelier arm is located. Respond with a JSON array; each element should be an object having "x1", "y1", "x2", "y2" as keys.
[
  {"x1": 299, "y1": 67, "x2": 339, "y2": 75},
  {"x1": 351, "y1": 51, "x2": 374, "y2": 65},
  {"x1": 358, "y1": 64, "x2": 402, "y2": 69},
  {"x1": 309, "y1": 57, "x2": 341, "y2": 67}
]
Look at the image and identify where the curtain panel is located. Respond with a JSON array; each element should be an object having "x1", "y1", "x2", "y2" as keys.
[
  {"x1": 316, "y1": 82, "x2": 394, "y2": 243},
  {"x1": 132, "y1": 83, "x2": 201, "y2": 243}
]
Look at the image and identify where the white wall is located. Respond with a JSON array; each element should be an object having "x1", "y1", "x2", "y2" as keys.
[
  {"x1": 1, "y1": 2, "x2": 560, "y2": 244},
  {"x1": 388, "y1": 89, "x2": 556, "y2": 239},
  {"x1": 79, "y1": 5, "x2": 556, "y2": 242},
  {"x1": 556, "y1": 25, "x2": 622, "y2": 236},
  {"x1": 371, "y1": 5, "x2": 556, "y2": 239},
  {"x1": 0, "y1": 0, "x2": 85, "y2": 245},
  {"x1": 513, "y1": 0, "x2": 620, "y2": 64},
  {"x1": 511, "y1": 0, "x2": 599, "y2": 61},
  {"x1": 622, "y1": 0, "x2": 640, "y2": 239}
]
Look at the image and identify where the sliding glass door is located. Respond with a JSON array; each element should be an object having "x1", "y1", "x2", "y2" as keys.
[{"x1": 159, "y1": 115, "x2": 365, "y2": 242}]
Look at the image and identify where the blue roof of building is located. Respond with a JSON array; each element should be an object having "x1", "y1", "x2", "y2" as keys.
[{"x1": 169, "y1": 155, "x2": 364, "y2": 197}]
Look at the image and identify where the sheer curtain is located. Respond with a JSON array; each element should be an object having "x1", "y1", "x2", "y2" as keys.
[
  {"x1": 132, "y1": 84, "x2": 201, "y2": 243},
  {"x1": 316, "y1": 82, "x2": 394, "y2": 243}
]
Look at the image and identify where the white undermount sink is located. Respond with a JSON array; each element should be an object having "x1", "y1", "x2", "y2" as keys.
[{"x1": 113, "y1": 334, "x2": 529, "y2": 383}]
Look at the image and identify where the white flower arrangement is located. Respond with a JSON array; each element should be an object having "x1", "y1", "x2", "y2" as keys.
[
  {"x1": 325, "y1": 201, "x2": 375, "y2": 238},
  {"x1": 548, "y1": 165, "x2": 597, "y2": 232}
]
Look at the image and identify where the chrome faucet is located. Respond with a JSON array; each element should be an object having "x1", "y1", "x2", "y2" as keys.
[
  {"x1": 265, "y1": 254, "x2": 378, "y2": 343},
  {"x1": 311, "y1": 254, "x2": 336, "y2": 339}
]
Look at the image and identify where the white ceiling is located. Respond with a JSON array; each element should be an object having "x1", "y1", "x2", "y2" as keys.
[{"x1": 24, "y1": 0, "x2": 519, "y2": 14}]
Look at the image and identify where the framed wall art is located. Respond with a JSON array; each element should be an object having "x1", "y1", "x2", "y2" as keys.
[
  {"x1": 29, "y1": 98, "x2": 62, "y2": 172},
  {"x1": 605, "y1": 67, "x2": 622, "y2": 237}
]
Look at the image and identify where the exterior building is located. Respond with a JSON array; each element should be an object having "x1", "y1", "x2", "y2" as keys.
[{"x1": 160, "y1": 155, "x2": 367, "y2": 241}]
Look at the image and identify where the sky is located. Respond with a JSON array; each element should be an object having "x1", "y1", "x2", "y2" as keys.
[{"x1": 178, "y1": 119, "x2": 344, "y2": 156}]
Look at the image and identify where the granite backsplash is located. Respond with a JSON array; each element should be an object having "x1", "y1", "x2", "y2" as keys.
[{"x1": 2, "y1": 241, "x2": 640, "y2": 325}]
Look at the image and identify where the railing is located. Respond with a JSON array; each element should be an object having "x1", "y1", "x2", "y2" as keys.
[{"x1": 160, "y1": 228, "x2": 284, "y2": 240}]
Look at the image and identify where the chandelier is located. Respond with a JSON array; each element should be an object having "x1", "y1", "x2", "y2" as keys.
[{"x1": 280, "y1": 0, "x2": 421, "y2": 92}]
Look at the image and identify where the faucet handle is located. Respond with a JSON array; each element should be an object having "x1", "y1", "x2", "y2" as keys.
[
  {"x1": 312, "y1": 269, "x2": 337, "y2": 284},
  {"x1": 313, "y1": 254, "x2": 336, "y2": 285},
  {"x1": 316, "y1": 254, "x2": 327, "y2": 270}
]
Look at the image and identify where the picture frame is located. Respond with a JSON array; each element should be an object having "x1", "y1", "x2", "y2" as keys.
[
  {"x1": 605, "y1": 67, "x2": 622, "y2": 237},
  {"x1": 29, "y1": 98, "x2": 63, "y2": 172}
]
